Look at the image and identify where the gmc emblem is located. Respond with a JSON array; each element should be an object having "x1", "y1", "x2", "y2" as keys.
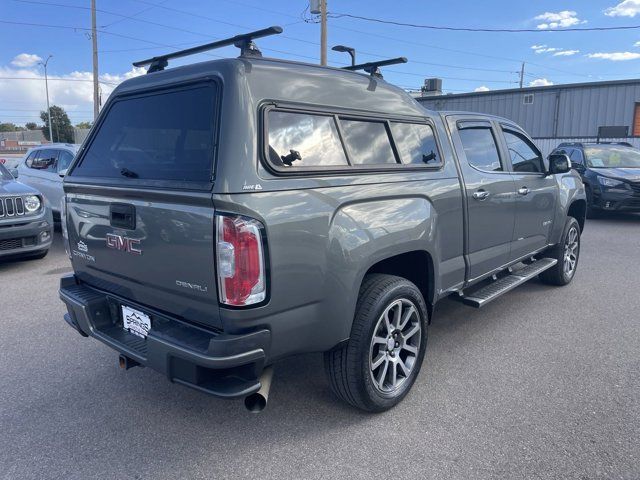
[{"x1": 106, "y1": 233, "x2": 142, "y2": 255}]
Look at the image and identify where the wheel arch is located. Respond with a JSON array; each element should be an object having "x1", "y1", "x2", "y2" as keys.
[
  {"x1": 568, "y1": 199, "x2": 586, "y2": 232},
  {"x1": 362, "y1": 250, "x2": 435, "y2": 321}
]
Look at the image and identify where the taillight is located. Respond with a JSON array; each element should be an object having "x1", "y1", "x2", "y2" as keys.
[
  {"x1": 216, "y1": 214, "x2": 266, "y2": 306},
  {"x1": 60, "y1": 197, "x2": 71, "y2": 259}
]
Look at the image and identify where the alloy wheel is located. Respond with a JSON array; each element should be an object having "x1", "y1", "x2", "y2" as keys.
[
  {"x1": 369, "y1": 298, "x2": 421, "y2": 394},
  {"x1": 563, "y1": 226, "x2": 579, "y2": 278}
]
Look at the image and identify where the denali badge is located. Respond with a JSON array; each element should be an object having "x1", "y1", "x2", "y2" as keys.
[
  {"x1": 176, "y1": 280, "x2": 208, "y2": 292},
  {"x1": 106, "y1": 233, "x2": 142, "y2": 255}
]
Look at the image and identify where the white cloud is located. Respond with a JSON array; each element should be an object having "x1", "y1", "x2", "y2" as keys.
[
  {"x1": 0, "y1": 62, "x2": 145, "y2": 125},
  {"x1": 587, "y1": 51, "x2": 640, "y2": 60},
  {"x1": 553, "y1": 50, "x2": 580, "y2": 56},
  {"x1": 474, "y1": 86, "x2": 490, "y2": 92},
  {"x1": 634, "y1": 40, "x2": 640, "y2": 47},
  {"x1": 10, "y1": 53, "x2": 43, "y2": 68},
  {"x1": 535, "y1": 11, "x2": 586, "y2": 29},
  {"x1": 605, "y1": 0, "x2": 640, "y2": 17},
  {"x1": 529, "y1": 78, "x2": 554, "y2": 87},
  {"x1": 531, "y1": 45, "x2": 561, "y2": 54}
]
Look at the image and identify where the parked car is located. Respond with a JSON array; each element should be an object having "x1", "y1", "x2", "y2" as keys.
[
  {"x1": 0, "y1": 163, "x2": 53, "y2": 260},
  {"x1": 553, "y1": 142, "x2": 640, "y2": 216},
  {"x1": 58, "y1": 27, "x2": 586, "y2": 413},
  {"x1": 17, "y1": 143, "x2": 79, "y2": 221}
]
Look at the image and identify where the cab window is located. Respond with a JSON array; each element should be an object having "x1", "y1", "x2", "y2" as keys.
[{"x1": 503, "y1": 130, "x2": 544, "y2": 173}]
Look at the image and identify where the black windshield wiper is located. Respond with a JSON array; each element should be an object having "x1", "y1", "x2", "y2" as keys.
[{"x1": 120, "y1": 168, "x2": 139, "y2": 178}]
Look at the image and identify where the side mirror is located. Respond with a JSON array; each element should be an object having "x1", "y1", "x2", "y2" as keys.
[
  {"x1": 548, "y1": 153, "x2": 570, "y2": 175},
  {"x1": 58, "y1": 168, "x2": 68, "y2": 177},
  {"x1": 9, "y1": 168, "x2": 18, "y2": 179}
]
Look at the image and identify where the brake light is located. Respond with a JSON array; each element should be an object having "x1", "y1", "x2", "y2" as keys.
[
  {"x1": 216, "y1": 214, "x2": 266, "y2": 306},
  {"x1": 60, "y1": 197, "x2": 71, "y2": 259}
]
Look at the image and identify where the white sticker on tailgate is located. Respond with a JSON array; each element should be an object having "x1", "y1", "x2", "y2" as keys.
[{"x1": 122, "y1": 305, "x2": 151, "y2": 339}]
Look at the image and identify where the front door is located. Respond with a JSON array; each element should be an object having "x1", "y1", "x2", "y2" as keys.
[
  {"x1": 498, "y1": 125, "x2": 557, "y2": 260},
  {"x1": 448, "y1": 116, "x2": 517, "y2": 282}
]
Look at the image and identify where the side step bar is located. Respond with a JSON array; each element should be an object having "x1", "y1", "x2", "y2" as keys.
[{"x1": 460, "y1": 258, "x2": 557, "y2": 308}]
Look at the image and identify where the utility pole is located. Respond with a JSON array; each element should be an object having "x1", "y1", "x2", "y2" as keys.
[
  {"x1": 91, "y1": 0, "x2": 100, "y2": 120},
  {"x1": 39, "y1": 55, "x2": 54, "y2": 143},
  {"x1": 519, "y1": 62, "x2": 525, "y2": 89},
  {"x1": 320, "y1": 0, "x2": 327, "y2": 66}
]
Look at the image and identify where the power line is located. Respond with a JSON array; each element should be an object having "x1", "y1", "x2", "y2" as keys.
[
  {"x1": 329, "y1": 12, "x2": 640, "y2": 33},
  {"x1": 4, "y1": 3, "x2": 589, "y2": 86},
  {"x1": 327, "y1": 22, "x2": 594, "y2": 80},
  {"x1": 0, "y1": 76, "x2": 118, "y2": 86}
]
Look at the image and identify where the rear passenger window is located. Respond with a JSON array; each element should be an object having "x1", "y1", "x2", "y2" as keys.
[
  {"x1": 458, "y1": 128, "x2": 502, "y2": 172},
  {"x1": 390, "y1": 122, "x2": 440, "y2": 165},
  {"x1": 267, "y1": 111, "x2": 348, "y2": 167},
  {"x1": 339, "y1": 119, "x2": 397, "y2": 165},
  {"x1": 57, "y1": 150, "x2": 75, "y2": 171}
]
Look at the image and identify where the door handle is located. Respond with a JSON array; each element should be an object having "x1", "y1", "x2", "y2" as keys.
[
  {"x1": 472, "y1": 190, "x2": 490, "y2": 201},
  {"x1": 518, "y1": 187, "x2": 530, "y2": 196}
]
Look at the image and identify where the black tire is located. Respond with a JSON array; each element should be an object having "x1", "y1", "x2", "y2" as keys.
[
  {"x1": 539, "y1": 216, "x2": 581, "y2": 286},
  {"x1": 324, "y1": 274, "x2": 428, "y2": 412}
]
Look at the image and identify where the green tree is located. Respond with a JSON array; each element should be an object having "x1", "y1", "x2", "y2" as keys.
[
  {"x1": 25, "y1": 122, "x2": 38, "y2": 130},
  {"x1": 40, "y1": 105, "x2": 74, "y2": 143},
  {"x1": 0, "y1": 122, "x2": 20, "y2": 132},
  {"x1": 75, "y1": 121, "x2": 93, "y2": 129}
]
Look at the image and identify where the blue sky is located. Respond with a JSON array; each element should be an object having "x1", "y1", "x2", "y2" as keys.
[{"x1": 2, "y1": 0, "x2": 640, "y2": 125}]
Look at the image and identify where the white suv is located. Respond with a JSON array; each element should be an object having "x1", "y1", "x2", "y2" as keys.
[{"x1": 17, "y1": 144, "x2": 79, "y2": 221}]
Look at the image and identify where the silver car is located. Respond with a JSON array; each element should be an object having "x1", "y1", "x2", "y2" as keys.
[{"x1": 17, "y1": 143, "x2": 79, "y2": 221}]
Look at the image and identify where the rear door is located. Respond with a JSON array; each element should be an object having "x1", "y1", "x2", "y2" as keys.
[
  {"x1": 65, "y1": 81, "x2": 222, "y2": 329},
  {"x1": 448, "y1": 115, "x2": 516, "y2": 281},
  {"x1": 498, "y1": 125, "x2": 557, "y2": 261}
]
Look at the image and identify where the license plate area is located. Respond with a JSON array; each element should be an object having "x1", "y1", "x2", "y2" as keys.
[{"x1": 122, "y1": 305, "x2": 151, "y2": 339}]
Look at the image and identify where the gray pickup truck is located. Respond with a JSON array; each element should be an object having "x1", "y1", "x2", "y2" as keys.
[{"x1": 59, "y1": 27, "x2": 586, "y2": 413}]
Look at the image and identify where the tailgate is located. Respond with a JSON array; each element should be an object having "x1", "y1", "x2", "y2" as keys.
[
  {"x1": 63, "y1": 80, "x2": 222, "y2": 329},
  {"x1": 65, "y1": 188, "x2": 221, "y2": 328}
]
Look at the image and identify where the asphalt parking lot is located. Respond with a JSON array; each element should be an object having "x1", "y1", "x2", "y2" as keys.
[{"x1": 1, "y1": 216, "x2": 639, "y2": 480}]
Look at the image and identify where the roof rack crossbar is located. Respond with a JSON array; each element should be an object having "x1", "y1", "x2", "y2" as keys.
[
  {"x1": 342, "y1": 57, "x2": 407, "y2": 77},
  {"x1": 133, "y1": 26, "x2": 283, "y2": 73}
]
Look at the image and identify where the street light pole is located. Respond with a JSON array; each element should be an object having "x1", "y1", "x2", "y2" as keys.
[
  {"x1": 40, "y1": 55, "x2": 54, "y2": 143},
  {"x1": 320, "y1": 0, "x2": 327, "y2": 66},
  {"x1": 91, "y1": 0, "x2": 100, "y2": 120}
]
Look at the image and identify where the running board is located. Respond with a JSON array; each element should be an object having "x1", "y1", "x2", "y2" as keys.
[{"x1": 460, "y1": 258, "x2": 558, "y2": 308}]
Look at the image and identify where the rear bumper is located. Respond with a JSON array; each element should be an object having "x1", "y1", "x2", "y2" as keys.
[
  {"x1": 59, "y1": 275, "x2": 270, "y2": 398},
  {"x1": 0, "y1": 213, "x2": 53, "y2": 257}
]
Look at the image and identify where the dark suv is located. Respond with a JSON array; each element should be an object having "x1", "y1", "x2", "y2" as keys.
[
  {"x1": 58, "y1": 27, "x2": 585, "y2": 412},
  {"x1": 552, "y1": 142, "x2": 640, "y2": 216},
  {"x1": 0, "y1": 164, "x2": 53, "y2": 260}
]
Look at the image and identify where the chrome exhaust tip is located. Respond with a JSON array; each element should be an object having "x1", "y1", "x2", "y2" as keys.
[{"x1": 244, "y1": 366, "x2": 273, "y2": 413}]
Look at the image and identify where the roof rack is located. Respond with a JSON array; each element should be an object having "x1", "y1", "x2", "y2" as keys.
[
  {"x1": 342, "y1": 57, "x2": 408, "y2": 78},
  {"x1": 133, "y1": 26, "x2": 284, "y2": 74}
]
